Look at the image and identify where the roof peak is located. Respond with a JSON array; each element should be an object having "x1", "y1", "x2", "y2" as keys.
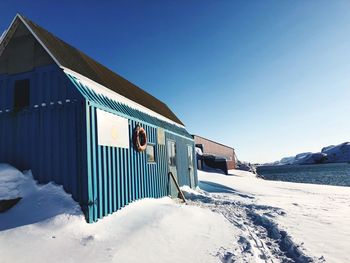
[{"x1": 2, "y1": 14, "x2": 184, "y2": 126}]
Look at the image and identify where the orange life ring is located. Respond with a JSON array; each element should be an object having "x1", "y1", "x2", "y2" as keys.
[{"x1": 134, "y1": 125, "x2": 147, "y2": 152}]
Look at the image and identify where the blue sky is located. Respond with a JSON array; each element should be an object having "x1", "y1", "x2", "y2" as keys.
[{"x1": 1, "y1": 1, "x2": 350, "y2": 163}]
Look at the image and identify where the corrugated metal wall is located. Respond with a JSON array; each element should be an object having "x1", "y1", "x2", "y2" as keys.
[
  {"x1": 0, "y1": 65, "x2": 81, "y2": 110},
  {"x1": 0, "y1": 65, "x2": 86, "y2": 202},
  {"x1": 0, "y1": 102, "x2": 85, "y2": 200},
  {"x1": 0, "y1": 64, "x2": 198, "y2": 223},
  {"x1": 68, "y1": 72, "x2": 197, "y2": 222},
  {"x1": 85, "y1": 105, "x2": 196, "y2": 222}
]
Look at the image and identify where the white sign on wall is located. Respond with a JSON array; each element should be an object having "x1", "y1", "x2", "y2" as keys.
[
  {"x1": 157, "y1": 128, "x2": 165, "y2": 145},
  {"x1": 97, "y1": 109, "x2": 129, "y2": 148}
]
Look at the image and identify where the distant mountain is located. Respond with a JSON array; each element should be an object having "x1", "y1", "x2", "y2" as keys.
[
  {"x1": 270, "y1": 142, "x2": 350, "y2": 165},
  {"x1": 321, "y1": 143, "x2": 350, "y2": 163}
]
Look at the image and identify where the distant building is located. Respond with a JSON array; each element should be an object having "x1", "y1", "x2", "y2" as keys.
[{"x1": 193, "y1": 135, "x2": 237, "y2": 174}]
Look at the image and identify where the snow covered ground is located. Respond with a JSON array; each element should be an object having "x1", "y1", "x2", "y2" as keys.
[
  {"x1": 195, "y1": 169, "x2": 350, "y2": 263},
  {"x1": 0, "y1": 164, "x2": 236, "y2": 263},
  {"x1": 0, "y1": 164, "x2": 349, "y2": 263}
]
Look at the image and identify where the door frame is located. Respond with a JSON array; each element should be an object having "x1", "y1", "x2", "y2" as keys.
[
  {"x1": 187, "y1": 144, "x2": 195, "y2": 188},
  {"x1": 166, "y1": 139, "x2": 178, "y2": 197}
]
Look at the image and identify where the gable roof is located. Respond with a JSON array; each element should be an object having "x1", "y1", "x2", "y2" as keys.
[{"x1": 1, "y1": 14, "x2": 184, "y2": 126}]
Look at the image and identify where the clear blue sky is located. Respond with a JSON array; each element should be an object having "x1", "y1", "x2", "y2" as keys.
[{"x1": 1, "y1": 1, "x2": 350, "y2": 163}]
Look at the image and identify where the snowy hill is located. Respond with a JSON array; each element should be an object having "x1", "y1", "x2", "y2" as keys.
[
  {"x1": 272, "y1": 142, "x2": 350, "y2": 165},
  {"x1": 321, "y1": 142, "x2": 350, "y2": 163}
]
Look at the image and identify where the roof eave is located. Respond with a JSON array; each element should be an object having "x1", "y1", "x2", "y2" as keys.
[{"x1": 63, "y1": 66, "x2": 186, "y2": 128}]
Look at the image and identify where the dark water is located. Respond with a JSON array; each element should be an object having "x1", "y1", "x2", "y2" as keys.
[{"x1": 256, "y1": 163, "x2": 350, "y2": 187}]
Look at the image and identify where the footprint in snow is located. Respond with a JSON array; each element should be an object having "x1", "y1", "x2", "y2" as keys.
[
  {"x1": 81, "y1": 235, "x2": 95, "y2": 246},
  {"x1": 238, "y1": 236, "x2": 252, "y2": 254}
]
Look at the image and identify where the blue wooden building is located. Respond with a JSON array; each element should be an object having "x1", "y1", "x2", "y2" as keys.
[{"x1": 0, "y1": 14, "x2": 197, "y2": 222}]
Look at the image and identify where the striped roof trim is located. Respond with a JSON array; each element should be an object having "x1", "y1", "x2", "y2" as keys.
[{"x1": 66, "y1": 73, "x2": 192, "y2": 139}]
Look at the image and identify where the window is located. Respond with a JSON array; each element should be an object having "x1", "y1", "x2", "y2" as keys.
[
  {"x1": 146, "y1": 144, "x2": 156, "y2": 163},
  {"x1": 167, "y1": 140, "x2": 176, "y2": 166},
  {"x1": 14, "y1": 79, "x2": 30, "y2": 110},
  {"x1": 187, "y1": 145, "x2": 193, "y2": 167}
]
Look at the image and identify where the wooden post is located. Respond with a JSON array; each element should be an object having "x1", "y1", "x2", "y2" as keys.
[{"x1": 168, "y1": 172, "x2": 186, "y2": 203}]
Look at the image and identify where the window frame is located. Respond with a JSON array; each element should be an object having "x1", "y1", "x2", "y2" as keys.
[
  {"x1": 146, "y1": 143, "x2": 157, "y2": 164},
  {"x1": 13, "y1": 79, "x2": 30, "y2": 111},
  {"x1": 167, "y1": 140, "x2": 177, "y2": 167},
  {"x1": 187, "y1": 145, "x2": 194, "y2": 167}
]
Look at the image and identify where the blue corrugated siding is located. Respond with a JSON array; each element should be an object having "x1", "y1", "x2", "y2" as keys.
[
  {"x1": 0, "y1": 64, "x2": 197, "y2": 223},
  {"x1": 0, "y1": 101, "x2": 85, "y2": 201},
  {"x1": 85, "y1": 105, "x2": 175, "y2": 222},
  {"x1": 0, "y1": 65, "x2": 87, "y2": 204},
  {"x1": 67, "y1": 72, "x2": 198, "y2": 222},
  {"x1": 0, "y1": 65, "x2": 81, "y2": 111}
]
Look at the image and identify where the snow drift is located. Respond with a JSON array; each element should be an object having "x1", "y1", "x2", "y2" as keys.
[{"x1": 0, "y1": 164, "x2": 235, "y2": 263}]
